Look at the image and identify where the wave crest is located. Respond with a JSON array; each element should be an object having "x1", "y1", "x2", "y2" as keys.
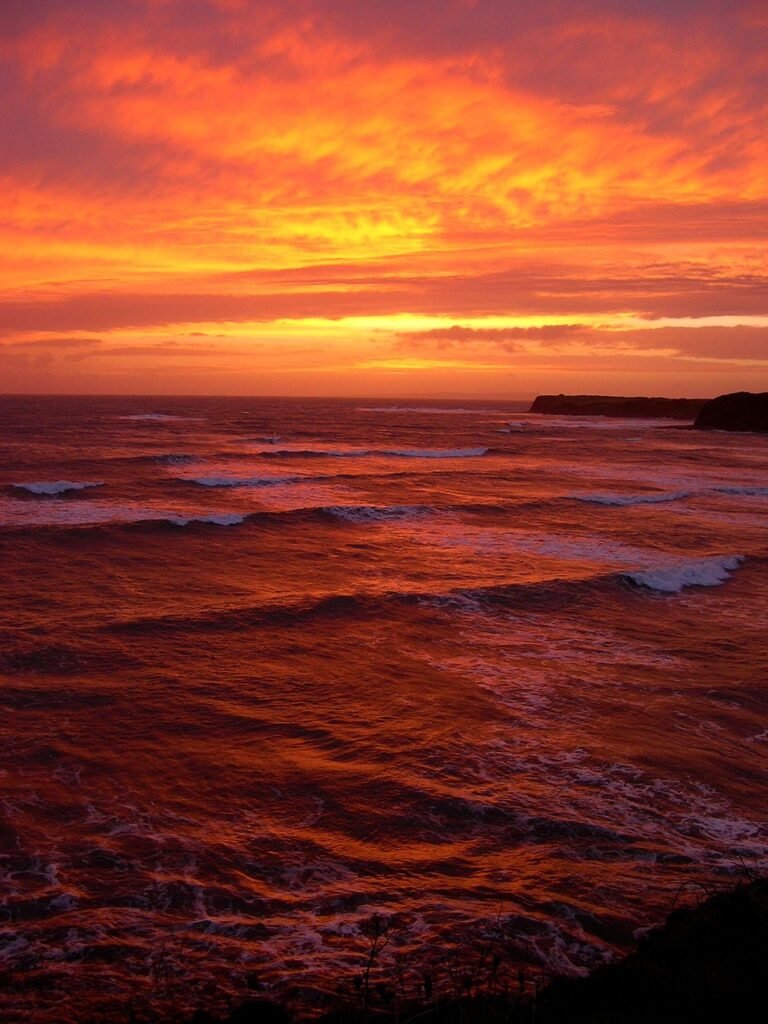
[
  {"x1": 254, "y1": 446, "x2": 489, "y2": 459},
  {"x1": 167, "y1": 513, "x2": 245, "y2": 527},
  {"x1": 119, "y1": 413, "x2": 199, "y2": 422},
  {"x1": 185, "y1": 475, "x2": 300, "y2": 488},
  {"x1": 151, "y1": 454, "x2": 199, "y2": 465},
  {"x1": 11, "y1": 481, "x2": 104, "y2": 496},
  {"x1": 574, "y1": 490, "x2": 695, "y2": 507},
  {"x1": 322, "y1": 505, "x2": 433, "y2": 523},
  {"x1": 624, "y1": 555, "x2": 745, "y2": 593}
]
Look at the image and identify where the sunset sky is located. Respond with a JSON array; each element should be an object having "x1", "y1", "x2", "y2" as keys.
[{"x1": 1, "y1": 0, "x2": 766, "y2": 397}]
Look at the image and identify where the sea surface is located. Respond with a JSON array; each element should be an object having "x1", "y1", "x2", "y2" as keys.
[{"x1": 1, "y1": 395, "x2": 766, "y2": 1022}]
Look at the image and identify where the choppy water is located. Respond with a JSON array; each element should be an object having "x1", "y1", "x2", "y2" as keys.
[{"x1": 1, "y1": 395, "x2": 767, "y2": 1022}]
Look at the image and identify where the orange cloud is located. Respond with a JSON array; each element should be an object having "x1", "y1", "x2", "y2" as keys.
[{"x1": 1, "y1": 1, "x2": 766, "y2": 395}]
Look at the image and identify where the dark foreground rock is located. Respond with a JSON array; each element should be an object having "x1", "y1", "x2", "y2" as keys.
[
  {"x1": 534, "y1": 877, "x2": 768, "y2": 1022},
  {"x1": 694, "y1": 391, "x2": 768, "y2": 433},
  {"x1": 187, "y1": 878, "x2": 767, "y2": 1024},
  {"x1": 529, "y1": 395, "x2": 706, "y2": 419}
]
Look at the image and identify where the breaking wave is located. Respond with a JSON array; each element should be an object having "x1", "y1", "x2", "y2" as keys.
[
  {"x1": 166, "y1": 513, "x2": 245, "y2": 527},
  {"x1": 253, "y1": 446, "x2": 489, "y2": 459},
  {"x1": 574, "y1": 490, "x2": 696, "y2": 507},
  {"x1": 714, "y1": 485, "x2": 768, "y2": 497},
  {"x1": 0, "y1": 502, "x2": 443, "y2": 534},
  {"x1": 11, "y1": 480, "x2": 104, "y2": 496},
  {"x1": 576, "y1": 485, "x2": 768, "y2": 508},
  {"x1": 119, "y1": 413, "x2": 200, "y2": 422},
  {"x1": 497, "y1": 422, "x2": 530, "y2": 433},
  {"x1": 321, "y1": 505, "x2": 433, "y2": 523},
  {"x1": 385, "y1": 447, "x2": 488, "y2": 458},
  {"x1": 150, "y1": 454, "x2": 199, "y2": 465},
  {"x1": 185, "y1": 474, "x2": 302, "y2": 488},
  {"x1": 624, "y1": 554, "x2": 746, "y2": 593}
]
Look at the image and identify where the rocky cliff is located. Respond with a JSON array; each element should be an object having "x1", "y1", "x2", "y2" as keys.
[
  {"x1": 694, "y1": 392, "x2": 768, "y2": 433},
  {"x1": 530, "y1": 395, "x2": 706, "y2": 419}
]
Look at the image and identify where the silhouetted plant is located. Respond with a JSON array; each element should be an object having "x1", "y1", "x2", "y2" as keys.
[{"x1": 358, "y1": 913, "x2": 393, "y2": 1008}]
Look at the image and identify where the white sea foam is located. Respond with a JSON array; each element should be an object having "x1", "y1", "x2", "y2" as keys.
[
  {"x1": 538, "y1": 416, "x2": 663, "y2": 430},
  {"x1": 120, "y1": 413, "x2": 198, "y2": 422},
  {"x1": 714, "y1": 485, "x2": 768, "y2": 497},
  {"x1": 257, "y1": 447, "x2": 371, "y2": 457},
  {"x1": 152, "y1": 454, "x2": 199, "y2": 465},
  {"x1": 625, "y1": 554, "x2": 745, "y2": 593},
  {"x1": 12, "y1": 481, "x2": 103, "y2": 496},
  {"x1": 574, "y1": 489, "x2": 695, "y2": 507},
  {"x1": 247, "y1": 445, "x2": 488, "y2": 458},
  {"x1": 188, "y1": 475, "x2": 300, "y2": 488},
  {"x1": 0, "y1": 497, "x2": 242, "y2": 528},
  {"x1": 324, "y1": 505, "x2": 432, "y2": 523},
  {"x1": 167, "y1": 514, "x2": 245, "y2": 527},
  {"x1": 383, "y1": 446, "x2": 488, "y2": 458}
]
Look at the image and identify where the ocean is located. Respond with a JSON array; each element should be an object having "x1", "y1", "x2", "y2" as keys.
[{"x1": 1, "y1": 395, "x2": 766, "y2": 1022}]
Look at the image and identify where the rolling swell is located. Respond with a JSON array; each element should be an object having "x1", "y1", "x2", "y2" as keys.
[
  {"x1": 105, "y1": 591, "x2": 381, "y2": 635},
  {"x1": 0, "y1": 639, "x2": 144, "y2": 676},
  {"x1": 8, "y1": 480, "x2": 104, "y2": 496},
  {"x1": 252, "y1": 445, "x2": 490, "y2": 459},
  {"x1": 0, "y1": 505, "x2": 435, "y2": 539},
  {"x1": 0, "y1": 498, "x2": 558, "y2": 537},
  {"x1": 101, "y1": 574, "x2": 633, "y2": 636},
  {"x1": 1, "y1": 483, "x2": 735, "y2": 538},
  {"x1": 574, "y1": 484, "x2": 768, "y2": 507},
  {"x1": 103, "y1": 554, "x2": 755, "y2": 636}
]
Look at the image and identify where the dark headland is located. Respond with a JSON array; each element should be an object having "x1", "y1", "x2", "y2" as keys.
[
  {"x1": 693, "y1": 391, "x2": 768, "y2": 433},
  {"x1": 529, "y1": 395, "x2": 707, "y2": 419}
]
